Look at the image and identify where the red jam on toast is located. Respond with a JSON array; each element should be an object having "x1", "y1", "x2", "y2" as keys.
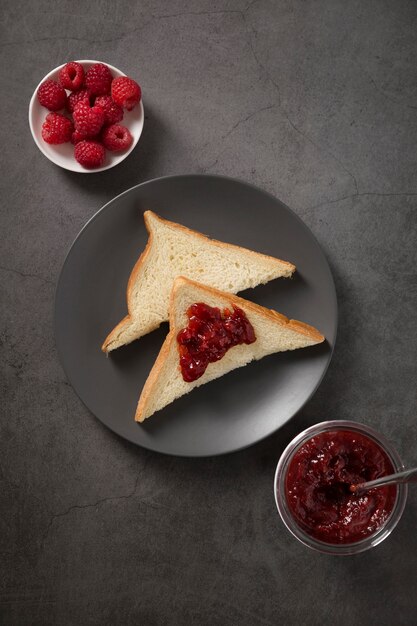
[{"x1": 177, "y1": 302, "x2": 256, "y2": 382}]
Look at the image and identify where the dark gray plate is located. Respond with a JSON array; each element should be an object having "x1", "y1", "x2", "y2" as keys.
[{"x1": 55, "y1": 175, "x2": 337, "y2": 456}]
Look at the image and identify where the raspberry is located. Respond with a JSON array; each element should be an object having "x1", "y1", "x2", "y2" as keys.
[
  {"x1": 41, "y1": 113, "x2": 73, "y2": 144},
  {"x1": 101, "y1": 124, "x2": 133, "y2": 152},
  {"x1": 73, "y1": 101, "x2": 105, "y2": 136},
  {"x1": 85, "y1": 63, "x2": 113, "y2": 96},
  {"x1": 111, "y1": 77, "x2": 141, "y2": 111},
  {"x1": 59, "y1": 62, "x2": 85, "y2": 91},
  {"x1": 94, "y1": 95, "x2": 124, "y2": 125},
  {"x1": 37, "y1": 79, "x2": 67, "y2": 111},
  {"x1": 71, "y1": 129, "x2": 88, "y2": 144},
  {"x1": 67, "y1": 89, "x2": 93, "y2": 114},
  {"x1": 74, "y1": 140, "x2": 106, "y2": 169}
]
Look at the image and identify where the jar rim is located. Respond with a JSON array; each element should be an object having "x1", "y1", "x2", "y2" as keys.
[{"x1": 274, "y1": 420, "x2": 408, "y2": 555}]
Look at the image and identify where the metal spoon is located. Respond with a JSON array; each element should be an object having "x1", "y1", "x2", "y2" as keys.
[{"x1": 349, "y1": 467, "x2": 417, "y2": 494}]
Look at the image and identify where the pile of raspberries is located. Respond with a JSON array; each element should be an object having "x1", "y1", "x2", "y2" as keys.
[{"x1": 37, "y1": 62, "x2": 141, "y2": 169}]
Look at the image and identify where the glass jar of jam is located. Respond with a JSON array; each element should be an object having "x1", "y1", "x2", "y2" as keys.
[{"x1": 274, "y1": 421, "x2": 408, "y2": 555}]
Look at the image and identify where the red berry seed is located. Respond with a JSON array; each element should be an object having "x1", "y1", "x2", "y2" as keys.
[
  {"x1": 66, "y1": 89, "x2": 92, "y2": 114},
  {"x1": 74, "y1": 140, "x2": 106, "y2": 168},
  {"x1": 37, "y1": 79, "x2": 67, "y2": 111},
  {"x1": 85, "y1": 63, "x2": 113, "y2": 96},
  {"x1": 73, "y1": 102, "x2": 105, "y2": 137},
  {"x1": 111, "y1": 76, "x2": 141, "y2": 111},
  {"x1": 59, "y1": 62, "x2": 85, "y2": 91},
  {"x1": 41, "y1": 113, "x2": 73, "y2": 144},
  {"x1": 71, "y1": 129, "x2": 88, "y2": 145},
  {"x1": 94, "y1": 95, "x2": 124, "y2": 125},
  {"x1": 101, "y1": 124, "x2": 133, "y2": 152}
]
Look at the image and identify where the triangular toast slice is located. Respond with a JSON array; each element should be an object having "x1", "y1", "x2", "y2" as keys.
[
  {"x1": 136, "y1": 277, "x2": 324, "y2": 421},
  {"x1": 102, "y1": 211, "x2": 295, "y2": 353}
]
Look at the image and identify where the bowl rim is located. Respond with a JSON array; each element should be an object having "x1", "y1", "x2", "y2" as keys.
[{"x1": 28, "y1": 59, "x2": 144, "y2": 174}]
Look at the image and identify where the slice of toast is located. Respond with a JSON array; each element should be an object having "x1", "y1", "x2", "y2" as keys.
[
  {"x1": 102, "y1": 211, "x2": 295, "y2": 353},
  {"x1": 135, "y1": 277, "x2": 324, "y2": 422}
]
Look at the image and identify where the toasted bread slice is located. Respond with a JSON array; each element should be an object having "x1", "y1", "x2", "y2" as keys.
[
  {"x1": 135, "y1": 277, "x2": 324, "y2": 422},
  {"x1": 102, "y1": 211, "x2": 295, "y2": 353}
]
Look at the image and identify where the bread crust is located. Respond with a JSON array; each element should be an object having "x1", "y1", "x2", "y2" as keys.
[
  {"x1": 101, "y1": 213, "x2": 155, "y2": 352},
  {"x1": 102, "y1": 211, "x2": 296, "y2": 352},
  {"x1": 135, "y1": 276, "x2": 324, "y2": 421},
  {"x1": 146, "y1": 211, "x2": 296, "y2": 273},
  {"x1": 135, "y1": 326, "x2": 177, "y2": 422},
  {"x1": 169, "y1": 277, "x2": 324, "y2": 342}
]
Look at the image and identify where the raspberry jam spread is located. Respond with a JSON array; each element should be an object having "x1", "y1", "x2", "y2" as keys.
[
  {"x1": 177, "y1": 302, "x2": 256, "y2": 382},
  {"x1": 285, "y1": 430, "x2": 397, "y2": 544}
]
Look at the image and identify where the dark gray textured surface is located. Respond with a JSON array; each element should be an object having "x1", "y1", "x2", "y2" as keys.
[{"x1": 1, "y1": 0, "x2": 416, "y2": 624}]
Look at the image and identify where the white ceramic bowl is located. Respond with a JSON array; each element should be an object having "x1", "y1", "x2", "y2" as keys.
[{"x1": 28, "y1": 60, "x2": 144, "y2": 173}]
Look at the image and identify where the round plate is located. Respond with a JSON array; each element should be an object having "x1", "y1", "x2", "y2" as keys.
[
  {"x1": 55, "y1": 175, "x2": 337, "y2": 456},
  {"x1": 28, "y1": 60, "x2": 144, "y2": 173}
]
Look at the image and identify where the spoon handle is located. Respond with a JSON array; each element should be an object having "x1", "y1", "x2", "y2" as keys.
[{"x1": 353, "y1": 467, "x2": 417, "y2": 493}]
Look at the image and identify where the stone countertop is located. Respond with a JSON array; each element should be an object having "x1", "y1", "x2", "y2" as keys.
[{"x1": 1, "y1": 1, "x2": 416, "y2": 624}]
